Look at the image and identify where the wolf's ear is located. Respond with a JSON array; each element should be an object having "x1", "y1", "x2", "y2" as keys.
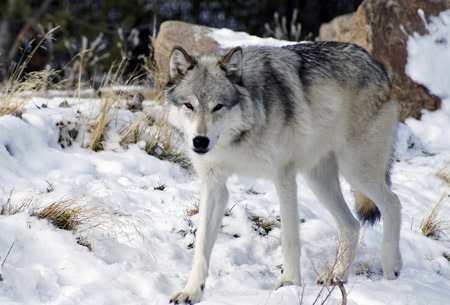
[
  {"x1": 220, "y1": 47, "x2": 243, "y2": 84},
  {"x1": 168, "y1": 46, "x2": 196, "y2": 82}
]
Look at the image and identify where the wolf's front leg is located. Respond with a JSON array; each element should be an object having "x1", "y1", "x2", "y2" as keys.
[
  {"x1": 274, "y1": 166, "x2": 302, "y2": 288},
  {"x1": 170, "y1": 172, "x2": 229, "y2": 304}
]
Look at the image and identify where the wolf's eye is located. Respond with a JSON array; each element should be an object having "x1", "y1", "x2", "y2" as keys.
[
  {"x1": 213, "y1": 104, "x2": 224, "y2": 112},
  {"x1": 184, "y1": 103, "x2": 194, "y2": 110}
]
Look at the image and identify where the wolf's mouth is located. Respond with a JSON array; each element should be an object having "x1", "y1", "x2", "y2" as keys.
[{"x1": 193, "y1": 148, "x2": 209, "y2": 155}]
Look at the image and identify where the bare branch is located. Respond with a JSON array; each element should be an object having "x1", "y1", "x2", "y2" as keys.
[{"x1": 2, "y1": 241, "x2": 15, "y2": 268}]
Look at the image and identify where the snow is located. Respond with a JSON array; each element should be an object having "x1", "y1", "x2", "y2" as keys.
[
  {"x1": 405, "y1": 9, "x2": 450, "y2": 99},
  {"x1": 1, "y1": 17, "x2": 450, "y2": 305},
  {"x1": 208, "y1": 28, "x2": 298, "y2": 48}
]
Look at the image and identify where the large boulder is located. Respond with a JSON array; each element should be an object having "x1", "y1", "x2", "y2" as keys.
[
  {"x1": 319, "y1": 0, "x2": 449, "y2": 121},
  {"x1": 154, "y1": 21, "x2": 219, "y2": 79}
]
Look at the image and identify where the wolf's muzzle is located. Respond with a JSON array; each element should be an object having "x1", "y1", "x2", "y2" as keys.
[{"x1": 193, "y1": 136, "x2": 210, "y2": 154}]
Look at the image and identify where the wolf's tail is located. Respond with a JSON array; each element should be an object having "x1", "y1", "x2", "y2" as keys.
[
  {"x1": 355, "y1": 154, "x2": 394, "y2": 225},
  {"x1": 355, "y1": 191, "x2": 381, "y2": 225}
]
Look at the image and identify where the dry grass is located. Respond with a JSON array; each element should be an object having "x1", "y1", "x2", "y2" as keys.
[
  {"x1": 1, "y1": 189, "x2": 110, "y2": 234},
  {"x1": 249, "y1": 214, "x2": 280, "y2": 236},
  {"x1": 120, "y1": 108, "x2": 191, "y2": 169},
  {"x1": 0, "y1": 190, "x2": 34, "y2": 216},
  {"x1": 437, "y1": 161, "x2": 450, "y2": 186},
  {"x1": 81, "y1": 59, "x2": 143, "y2": 151},
  {"x1": 77, "y1": 26, "x2": 177, "y2": 157},
  {"x1": 421, "y1": 192, "x2": 449, "y2": 239},
  {"x1": 83, "y1": 90, "x2": 119, "y2": 151},
  {"x1": 144, "y1": 117, "x2": 191, "y2": 169},
  {"x1": 140, "y1": 17, "x2": 166, "y2": 104},
  {"x1": 0, "y1": 21, "x2": 185, "y2": 172},
  {"x1": 1, "y1": 189, "x2": 151, "y2": 255},
  {"x1": 117, "y1": 18, "x2": 184, "y2": 166},
  {"x1": 120, "y1": 107, "x2": 155, "y2": 145},
  {"x1": 185, "y1": 201, "x2": 200, "y2": 217},
  {"x1": 81, "y1": 62, "x2": 121, "y2": 151},
  {"x1": 0, "y1": 27, "x2": 60, "y2": 117},
  {"x1": 31, "y1": 197, "x2": 103, "y2": 231},
  {"x1": 0, "y1": 69, "x2": 60, "y2": 115}
]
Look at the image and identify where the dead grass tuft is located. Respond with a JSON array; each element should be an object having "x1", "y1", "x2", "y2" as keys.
[
  {"x1": 2, "y1": 189, "x2": 110, "y2": 234},
  {"x1": 84, "y1": 92, "x2": 119, "y2": 151},
  {"x1": 120, "y1": 108, "x2": 191, "y2": 169},
  {"x1": 0, "y1": 27, "x2": 60, "y2": 117},
  {"x1": 437, "y1": 161, "x2": 450, "y2": 186},
  {"x1": 93, "y1": 19, "x2": 186, "y2": 167},
  {"x1": 81, "y1": 59, "x2": 144, "y2": 151},
  {"x1": 421, "y1": 192, "x2": 449, "y2": 239},
  {"x1": 76, "y1": 235, "x2": 94, "y2": 252},
  {"x1": 144, "y1": 118, "x2": 191, "y2": 169},
  {"x1": 185, "y1": 202, "x2": 200, "y2": 217},
  {"x1": 0, "y1": 68, "x2": 60, "y2": 118},
  {"x1": 249, "y1": 214, "x2": 280, "y2": 236},
  {"x1": 31, "y1": 198, "x2": 90, "y2": 231},
  {"x1": 1, "y1": 191, "x2": 28, "y2": 216}
]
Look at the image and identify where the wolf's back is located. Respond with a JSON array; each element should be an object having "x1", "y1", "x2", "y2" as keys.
[{"x1": 282, "y1": 41, "x2": 391, "y2": 90}]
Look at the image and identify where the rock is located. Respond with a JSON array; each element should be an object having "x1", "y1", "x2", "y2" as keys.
[
  {"x1": 127, "y1": 93, "x2": 144, "y2": 112},
  {"x1": 319, "y1": 0, "x2": 449, "y2": 121},
  {"x1": 59, "y1": 100, "x2": 70, "y2": 108},
  {"x1": 154, "y1": 21, "x2": 219, "y2": 79}
]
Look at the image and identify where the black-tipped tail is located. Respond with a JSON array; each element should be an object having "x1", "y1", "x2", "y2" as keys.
[{"x1": 355, "y1": 191, "x2": 381, "y2": 225}]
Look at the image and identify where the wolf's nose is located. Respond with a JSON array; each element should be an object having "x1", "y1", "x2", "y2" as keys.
[{"x1": 193, "y1": 136, "x2": 210, "y2": 150}]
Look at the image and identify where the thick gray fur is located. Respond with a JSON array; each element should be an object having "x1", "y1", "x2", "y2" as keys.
[{"x1": 164, "y1": 41, "x2": 402, "y2": 304}]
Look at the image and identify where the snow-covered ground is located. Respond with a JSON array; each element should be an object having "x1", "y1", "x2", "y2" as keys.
[{"x1": 1, "y1": 10, "x2": 450, "y2": 305}]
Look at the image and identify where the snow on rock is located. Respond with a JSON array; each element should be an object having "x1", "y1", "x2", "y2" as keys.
[
  {"x1": 406, "y1": 9, "x2": 450, "y2": 99},
  {"x1": 209, "y1": 28, "x2": 298, "y2": 48},
  {"x1": 405, "y1": 9, "x2": 450, "y2": 153}
]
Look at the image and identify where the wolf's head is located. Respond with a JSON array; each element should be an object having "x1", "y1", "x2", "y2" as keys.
[{"x1": 163, "y1": 46, "x2": 247, "y2": 155}]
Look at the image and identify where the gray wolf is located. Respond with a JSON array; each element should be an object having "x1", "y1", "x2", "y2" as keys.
[{"x1": 164, "y1": 41, "x2": 402, "y2": 304}]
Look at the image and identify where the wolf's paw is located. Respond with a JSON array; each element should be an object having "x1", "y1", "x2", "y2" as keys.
[
  {"x1": 382, "y1": 251, "x2": 402, "y2": 280},
  {"x1": 170, "y1": 285, "x2": 204, "y2": 305},
  {"x1": 276, "y1": 274, "x2": 301, "y2": 289},
  {"x1": 316, "y1": 271, "x2": 348, "y2": 286},
  {"x1": 276, "y1": 280, "x2": 295, "y2": 289}
]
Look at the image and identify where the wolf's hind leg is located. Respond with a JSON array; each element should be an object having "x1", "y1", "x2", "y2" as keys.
[
  {"x1": 340, "y1": 150, "x2": 402, "y2": 280},
  {"x1": 351, "y1": 183, "x2": 402, "y2": 280},
  {"x1": 305, "y1": 154, "x2": 360, "y2": 284},
  {"x1": 274, "y1": 165, "x2": 302, "y2": 288}
]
